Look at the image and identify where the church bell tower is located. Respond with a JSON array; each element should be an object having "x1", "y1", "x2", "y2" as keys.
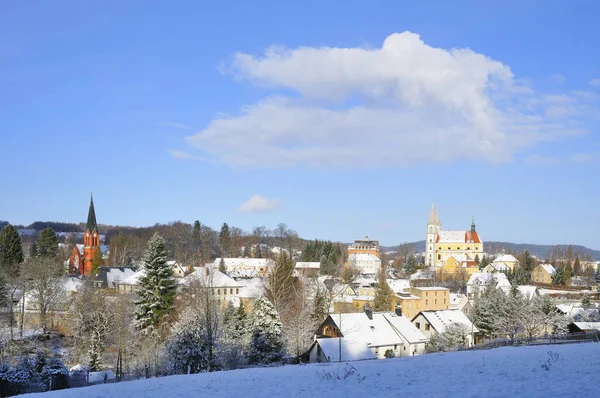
[
  {"x1": 82, "y1": 194, "x2": 100, "y2": 277},
  {"x1": 425, "y1": 202, "x2": 441, "y2": 267}
]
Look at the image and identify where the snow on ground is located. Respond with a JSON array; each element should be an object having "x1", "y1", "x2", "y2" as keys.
[{"x1": 27, "y1": 342, "x2": 600, "y2": 398}]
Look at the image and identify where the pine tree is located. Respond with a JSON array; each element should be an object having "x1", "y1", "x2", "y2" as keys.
[
  {"x1": 405, "y1": 255, "x2": 418, "y2": 274},
  {"x1": 219, "y1": 257, "x2": 226, "y2": 273},
  {"x1": 582, "y1": 293, "x2": 592, "y2": 309},
  {"x1": 266, "y1": 252, "x2": 298, "y2": 311},
  {"x1": 373, "y1": 264, "x2": 392, "y2": 311},
  {"x1": 311, "y1": 288, "x2": 328, "y2": 325},
  {"x1": 219, "y1": 223, "x2": 231, "y2": 257},
  {"x1": 90, "y1": 248, "x2": 103, "y2": 276},
  {"x1": 0, "y1": 224, "x2": 24, "y2": 267},
  {"x1": 167, "y1": 307, "x2": 210, "y2": 374},
  {"x1": 36, "y1": 227, "x2": 58, "y2": 257},
  {"x1": 247, "y1": 298, "x2": 284, "y2": 364},
  {"x1": 135, "y1": 233, "x2": 177, "y2": 336}
]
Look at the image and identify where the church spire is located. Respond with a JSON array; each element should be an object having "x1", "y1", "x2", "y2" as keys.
[
  {"x1": 434, "y1": 203, "x2": 441, "y2": 226},
  {"x1": 471, "y1": 216, "x2": 476, "y2": 233},
  {"x1": 428, "y1": 202, "x2": 435, "y2": 224},
  {"x1": 86, "y1": 193, "x2": 98, "y2": 233}
]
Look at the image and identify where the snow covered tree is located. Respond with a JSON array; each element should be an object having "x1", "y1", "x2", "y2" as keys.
[
  {"x1": 218, "y1": 223, "x2": 231, "y2": 257},
  {"x1": 135, "y1": 233, "x2": 177, "y2": 337},
  {"x1": 0, "y1": 224, "x2": 24, "y2": 341},
  {"x1": 219, "y1": 257, "x2": 226, "y2": 273},
  {"x1": 426, "y1": 324, "x2": 470, "y2": 352},
  {"x1": 218, "y1": 303, "x2": 249, "y2": 370},
  {"x1": 167, "y1": 306, "x2": 211, "y2": 374},
  {"x1": 582, "y1": 293, "x2": 592, "y2": 309},
  {"x1": 247, "y1": 298, "x2": 284, "y2": 364}
]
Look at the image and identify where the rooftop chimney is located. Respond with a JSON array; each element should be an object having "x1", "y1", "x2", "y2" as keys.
[{"x1": 364, "y1": 304, "x2": 373, "y2": 320}]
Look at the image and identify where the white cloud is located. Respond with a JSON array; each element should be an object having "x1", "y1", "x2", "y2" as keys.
[
  {"x1": 570, "y1": 153, "x2": 592, "y2": 163},
  {"x1": 237, "y1": 195, "x2": 280, "y2": 213},
  {"x1": 589, "y1": 78, "x2": 600, "y2": 87},
  {"x1": 167, "y1": 149, "x2": 201, "y2": 160},
  {"x1": 185, "y1": 32, "x2": 590, "y2": 169}
]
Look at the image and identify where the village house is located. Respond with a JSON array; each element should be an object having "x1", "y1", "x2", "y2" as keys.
[
  {"x1": 411, "y1": 309, "x2": 479, "y2": 347},
  {"x1": 181, "y1": 267, "x2": 246, "y2": 306},
  {"x1": 482, "y1": 262, "x2": 510, "y2": 273},
  {"x1": 466, "y1": 272, "x2": 511, "y2": 301},
  {"x1": 346, "y1": 236, "x2": 381, "y2": 275},
  {"x1": 499, "y1": 285, "x2": 540, "y2": 300},
  {"x1": 294, "y1": 261, "x2": 320, "y2": 277},
  {"x1": 449, "y1": 293, "x2": 472, "y2": 317},
  {"x1": 309, "y1": 309, "x2": 428, "y2": 362},
  {"x1": 531, "y1": 264, "x2": 556, "y2": 284},
  {"x1": 490, "y1": 254, "x2": 519, "y2": 271},
  {"x1": 93, "y1": 266, "x2": 137, "y2": 289},
  {"x1": 212, "y1": 258, "x2": 275, "y2": 278}
]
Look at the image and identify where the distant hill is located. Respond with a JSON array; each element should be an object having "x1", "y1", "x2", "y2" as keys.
[{"x1": 382, "y1": 241, "x2": 600, "y2": 261}]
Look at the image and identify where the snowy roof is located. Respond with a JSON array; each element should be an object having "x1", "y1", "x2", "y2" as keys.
[
  {"x1": 412, "y1": 287, "x2": 449, "y2": 291},
  {"x1": 467, "y1": 272, "x2": 509, "y2": 287},
  {"x1": 499, "y1": 285, "x2": 539, "y2": 300},
  {"x1": 539, "y1": 264, "x2": 556, "y2": 275},
  {"x1": 387, "y1": 278, "x2": 410, "y2": 293},
  {"x1": 295, "y1": 262, "x2": 320, "y2": 269},
  {"x1": 214, "y1": 258, "x2": 275, "y2": 268},
  {"x1": 119, "y1": 270, "x2": 146, "y2": 286},
  {"x1": 437, "y1": 231, "x2": 468, "y2": 243},
  {"x1": 104, "y1": 267, "x2": 137, "y2": 288},
  {"x1": 415, "y1": 310, "x2": 479, "y2": 334},
  {"x1": 484, "y1": 263, "x2": 509, "y2": 272},
  {"x1": 572, "y1": 322, "x2": 600, "y2": 331},
  {"x1": 314, "y1": 338, "x2": 375, "y2": 362},
  {"x1": 236, "y1": 277, "x2": 264, "y2": 298},
  {"x1": 330, "y1": 312, "x2": 427, "y2": 347},
  {"x1": 447, "y1": 253, "x2": 473, "y2": 263},
  {"x1": 493, "y1": 254, "x2": 518, "y2": 263},
  {"x1": 449, "y1": 294, "x2": 468, "y2": 310},
  {"x1": 556, "y1": 304, "x2": 586, "y2": 316},
  {"x1": 183, "y1": 268, "x2": 245, "y2": 289},
  {"x1": 64, "y1": 276, "x2": 83, "y2": 293}
]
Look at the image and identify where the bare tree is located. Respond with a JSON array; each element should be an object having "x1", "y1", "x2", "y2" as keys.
[{"x1": 22, "y1": 256, "x2": 67, "y2": 331}]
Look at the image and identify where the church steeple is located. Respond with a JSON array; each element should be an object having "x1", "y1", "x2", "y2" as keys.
[
  {"x1": 434, "y1": 203, "x2": 441, "y2": 226},
  {"x1": 86, "y1": 193, "x2": 98, "y2": 233},
  {"x1": 428, "y1": 202, "x2": 435, "y2": 225},
  {"x1": 471, "y1": 217, "x2": 476, "y2": 233}
]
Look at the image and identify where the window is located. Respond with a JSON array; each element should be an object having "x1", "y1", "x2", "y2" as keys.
[
  {"x1": 444, "y1": 299, "x2": 446, "y2": 304},
  {"x1": 236, "y1": 288, "x2": 239, "y2": 294},
  {"x1": 448, "y1": 247, "x2": 451, "y2": 250},
  {"x1": 217, "y1": 289, "x2": 221, "y2": 295},
  {"x1": 394, "y1": 345, "x2": 398, "y2": 350},
  {"x1": 457, "y1": 247, "x2": 460, "y2": 250},
  {"x1": 435, "y1": 299, "x2": 438, "y2": 304},
  {"x1": 416, "y1": 302, "x2": 420, "y2": 309},
  {"x1": 435, "y1": 291, "x2": 438, "y2": 296},
  {"x1": 425, "y1": 324, "x2": 430, "y2": 331},
  {"x1": 467, "y1": 247, "x2": 470, "y2": 250},
  {"x1": 426, "y1": 292, "x2": 429, "y2": 297},
  {"x1": 438, "y1": 254, "x2": 441, "y2": 260},
  {"x1": 230, "y1": 288, "x2": 233, "y2": 294},
  {"x1": 415, "y1": 322, "x2": 420, "y2": 329},
  {"x1": 425, "y1": 299, "x2": 428, "y2": 305}
]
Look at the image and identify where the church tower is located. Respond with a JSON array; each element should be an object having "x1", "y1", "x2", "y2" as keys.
[
  {"x1": 425, "y1": 202, "x2": 441, "y2": 267},
  {"x1": 82, "y1": 194, "x2": 100, "y2": 277}
]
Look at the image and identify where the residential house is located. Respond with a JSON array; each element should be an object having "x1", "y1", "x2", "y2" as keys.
[
  {"x1": 482, "y1": 262, "x2": 510, "y2": 274},
  {"x1": 491, "y1": 254, "x2": 519, "y2": 271},
  {"x1": 437, "y1": 254, "x2": 479, "y2": 277},
  {"x1": 568, "y1": 322, "x2": 600, "y2": 333},
  {"x1": 532, "y1": 264, "x2": 555, "y2": 284},
  {"x1": 412, "y1": 309, "x2": 479, "y2": 347},
  {"x1": 93, "y1": 267, "x2": 137, "y2": 289},
  {"x1": 346, "y1": 236, "x2": 381, "y2": 274},
  {"x1": 294, "y1": 261, "x2": 320, "y2": 277},
  {"x1": 309, "y1": 310, "x2": 428, "y2": 362},
  {"x1": 181, "y1": 267, "x2": 245, "y2": 305},
  {"x1": 116, "y1": 269, "x2": 145, "y2": 294},
  {"x1": 166, "y1": 260, "x2": 187, "y2": 278},
  {"x1": 499, "y1": 285, "x2": 540, "y2": 300},
  {"x1": 212, "y1": 258, "x2": 275, "y2": 278},
  {"x1": 449, "y1": 293, "x2": 472, "y2": 317},
  {"x1": 466, "y1": 272, "x2": 511, "y2": 301}
]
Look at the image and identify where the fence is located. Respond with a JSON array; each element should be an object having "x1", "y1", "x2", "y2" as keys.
[{"x1": 464, "y1": 331, "x2": 600, "y2": 351}]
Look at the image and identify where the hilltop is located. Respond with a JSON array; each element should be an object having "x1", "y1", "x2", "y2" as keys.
[{"x1": 26, "y1": 343, "x2": 599, "y2": 397}]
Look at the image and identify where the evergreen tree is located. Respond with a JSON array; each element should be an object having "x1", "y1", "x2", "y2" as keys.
[
  {"x1": 219, "y1": 257, "x2": 227, "y2": 273},
  {"x1": 36, "y1": 227, "x2": 58, "y2": 257},
  {"x1": 582, "y1": 293, "x2": 592, "y2": 309},
  {"x1": 247, "y1": 298, "x2": 284, "y2": 364},
  {"x1": 0, "y1": 224, "x2": 24, "y2": 267},
  {"x1": 192, "y1": 220, "x2": 201, "y2": 258},
  {"x1": 219, "y1": 303, "x2": 249, "y2": 370},
  {"x1": 90, "y1": 248, "x2": 103, "y2": 276},
  {"x1": 311, "y1": 288, "x2": 328, "y2": 325},
  {"x1": 167, "y1": 307, "x2": 211, "y2": 374},
  {"x1": 405, "y1": 255, "x2": 418, "y2": 274},
  {"x1": 373, "y1": 265, "x2": 392, "y2": 311},
  {"x1": 135, "y1": 233, "x2": 177, "y2": 336},
  {"x1": 573, "y1": 257, "x2": 582, "y2": 276},
  {"x1": 266, "y1": 252, "x2": 298, "y2": 310},
  {"x1": 219, "y1": 223, "x2": 231, "y2": 257}
]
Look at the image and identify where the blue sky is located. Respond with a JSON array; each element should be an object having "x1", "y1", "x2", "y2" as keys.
[{"x1": 1, "y1": 0, "x2": 599, "y2": 248}]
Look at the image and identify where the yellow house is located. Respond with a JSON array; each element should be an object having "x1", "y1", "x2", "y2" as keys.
[
  {"x1": 438, "y1": 254, "x2": 479, "y2": 277},
  {"x1": 532, "y1": 264, "x2": 556, "y2": 284}
]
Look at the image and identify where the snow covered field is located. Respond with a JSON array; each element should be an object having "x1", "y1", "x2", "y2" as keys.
[{"x1": 27, "y1": 342, "x2": 600, "y2": 397}]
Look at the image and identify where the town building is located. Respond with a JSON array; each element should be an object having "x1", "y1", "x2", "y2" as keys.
[
  {"x1": 466, "y1": 272, "x2": 511, "y2": 301},
  {"x1": 212, "y1": 258, "x2": 275, "y2": 278},
  {"x1": 346, "y1": 236, "x2": 381, "y2": 274},
  {"x1": 309, "y1": 310, "x2": 428, "y2": 362},
  {"x1": 411, "y1": 309, "x2": 479, "y2": 347},
  {"x1": 531, "y1": 264, "x2": 556, "y2": 284},
  {"x1": 424, "y1": 203, "x2": 483, "y2": 271}
]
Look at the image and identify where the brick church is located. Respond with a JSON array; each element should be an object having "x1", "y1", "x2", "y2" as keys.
[{"x1": 69, "y1": 195, "x2": 101, "y2": 277}]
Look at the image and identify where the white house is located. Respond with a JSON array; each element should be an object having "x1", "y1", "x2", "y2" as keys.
[
  {"x1": 309, "y1": 310, "x2": 428, "y2": 362},
  {"x1": 212, "y1": 258, "x2": 275, "y2": 278},
  {"x1": 294, "y1": 262, "x2": 320, "y2": 276},
  {"x1": 482, "y1": 262, "x2": 510, "y2": 273},
  {"x1": 411, "y1": 309, "x2": 478, "y2": 347},
  {"x1": 166, "y1": 260, "x2": 187, "y2": 278},
  {"x1": 181, "y1": 267, "x2": 245, "y2": 304},
  {"x1": 491, "y1": 254, "x2": 519, "y2": 270},
  {"x1": 348, "y1": 253, "x2": 381, "y2": 275},
  {"x1": 466, "y1": 272, "x2": 511, "y2": 301}
]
